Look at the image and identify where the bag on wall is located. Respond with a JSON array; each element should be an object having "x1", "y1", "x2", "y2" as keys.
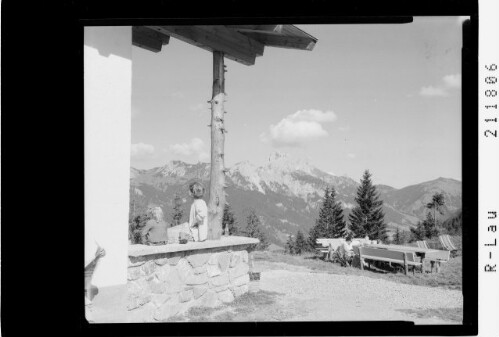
[{"x1": 179, "y1": 231, "x2": 193, "y2": 244}]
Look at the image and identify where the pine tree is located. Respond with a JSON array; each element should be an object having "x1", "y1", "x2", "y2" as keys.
[
  {"x1": 330, "y1": 187, "x2": 348, "y2": 238},
  {"x1": 286, "y1": 234, "x2": 296, "y2": 255},
  {"x1": 244, "y1": 209, "x2": 270, "y2": 251},
  {"x1": 294, "y1": 230, "x2": 307, "y2": 255},
  {"x1": 171, "y1": 194, "x2": 184, "y2": 227},
  {"x1": 309, "y1": 187, "x2": 347, "y2": 247},
  {"x1": 393, "y1": 228, "x2": 409, "y2": 245},
  {"x1": 309, "y1": 187, "x2": 330, "y2": 247},
  {"x1": 400, "y1": 229, "x2": 409, "y2": 244},
  {"x1": 393, "y1": 227, "x2": 402, "y2": 244},
  {"x1": 410, "y1": 221, "x2": 426, "y2": 242},
  {"x1": 422, "y1": 212, "x2": 439, "y2": 239},
  {"x1": 129, "y1": 187, "x2": 150, "y2": 243},
  {"x1": 222, "y1": 204, "x2": 239, "y2": 235},
  {"x1": 348, "y1": 170, "x2": 388, "y2": 242},
  {"x1": 426, "y1": 192, "x2": 445, "y2": 230}
]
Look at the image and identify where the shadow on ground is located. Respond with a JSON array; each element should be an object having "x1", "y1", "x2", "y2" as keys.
[{"x1": 168, "y1": 290, "x2": 284, "y2": 322}]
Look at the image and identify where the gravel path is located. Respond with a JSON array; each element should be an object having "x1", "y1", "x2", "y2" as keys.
[{"x1": 255, "y1": 262, "x2": 463, "y2": 324}]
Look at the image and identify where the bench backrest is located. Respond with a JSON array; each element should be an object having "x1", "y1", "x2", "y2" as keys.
[
  {"x1": 405, "y1": 251, "x2": 418, "y2": 263},
  {"x1": 439, "y1": 235, "x2": 457, "y2": 251},
  {"x1": 317, "y1": 237, "x2": 371, "y2": 246},
  {"x1": 416, "y1": 240, "x2": 429, "y2": 249},
  {"x1": 359, "y1": 246, "x2": 406, "y2": 262},
  {"x1": 353, "y1": 238, "x2": 372, "y2": 245},
  {"x1": 425, "y1": 249, "x2": 451, "y2": 262},
  {"x1": 316, "y1": 238, "x2": 344, "y2": 250}
]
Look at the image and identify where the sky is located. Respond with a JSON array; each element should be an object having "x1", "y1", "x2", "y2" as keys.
[{"x1": 131, "y1": 17, "x2": 467, "y2": 189}]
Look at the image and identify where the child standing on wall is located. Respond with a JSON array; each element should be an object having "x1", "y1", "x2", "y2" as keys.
[{"x1": 188, "y1": 182, "x2": 208, "y2": 242}]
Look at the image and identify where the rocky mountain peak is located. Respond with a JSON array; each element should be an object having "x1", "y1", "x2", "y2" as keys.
[
  {"x1": 265, "y1": 151, "x2": 313, "y2": 175},
  {"x1": 268, "y1": 151, "x2": 288, "y2": 162}
]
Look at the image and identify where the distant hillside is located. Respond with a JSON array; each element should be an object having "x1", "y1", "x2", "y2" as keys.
[
  {"x1": 130, "y1": 153, "x2": 462, "y2": 246},
  {"x1": 441, "y1": 210, "x2": 462, "y2": 234}
]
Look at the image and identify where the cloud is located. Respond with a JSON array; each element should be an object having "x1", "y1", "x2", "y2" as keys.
[
  {"x1": 265, "y1": 109, "x2": 337, "y2": 147},
  {"x1": 338, "y1": 126, "x2": 350, "y2": 132},
  {"x1": 442, "y1": 74, "x2": 461, "y2": 89},
  {"x1": 419, "y1": 74, "x2": 461, "y2": 97},
  {"x1": 420, "y1": 86, "x2": 449, "y2": 97},
  {"x1": 167, "y1": 138, "x2": 209, "y2": 162},
  {"x1": 347, "y1": 153, "x2": 356, "y2": 159},
  {"x1": 131, "y1": 142, "x2": 155, "y2": 159}
]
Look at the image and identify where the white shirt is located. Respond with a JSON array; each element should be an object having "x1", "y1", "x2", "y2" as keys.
[
  {"x1": 189, "y1": 199, "x2": 208, "y2": 228},
  {"x1": 340, "y1": 241, "x2": 353, "y2": 255}
]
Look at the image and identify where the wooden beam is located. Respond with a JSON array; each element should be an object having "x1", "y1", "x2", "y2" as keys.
[
  {"x1": 238, "y1": 32, "x2": 316, "y2": 51},
  {"x1": 132, "y1": 26, "x2": 170, "y2": 53},
  {"x1": 226, "y1": 25, "x2": 283, "y2": 34},
  {"x1": 148, "y1": 25, "x2": 264, "y2": 66},
  {"x1": 207, "y1": 51, "x2": 226, "y2": 240}
]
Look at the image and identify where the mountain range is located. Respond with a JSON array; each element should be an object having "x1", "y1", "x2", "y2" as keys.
[{"x1": 130, "y1": 152, "x2": 462, "y2": 246}]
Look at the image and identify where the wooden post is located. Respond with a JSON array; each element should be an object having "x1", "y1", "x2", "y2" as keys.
[
  {"x1": 359, "y1": 249, "x2": 364, "y2": 270},
  {"x1": 207, "y1": 51, "x2": 226, "y2": 240},
  {"x1": 403, "y1": 253, "x2": 408, "y2": 275}
]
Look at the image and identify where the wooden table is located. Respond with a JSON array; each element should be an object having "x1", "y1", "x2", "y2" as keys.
[{"x1": 365, "y1": 244, "x2": 442, "y2": 272}]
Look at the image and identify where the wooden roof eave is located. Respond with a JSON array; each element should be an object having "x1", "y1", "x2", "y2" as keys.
[
  {"x1": 132, "y1": 26, "x2": 170, "y2": 53},
  {"x1": 133, "y1": 25, "x2": 318, "y2": 65},
  {"x1": 148, "y1": 25, "x2": 264, "y2": 65}
]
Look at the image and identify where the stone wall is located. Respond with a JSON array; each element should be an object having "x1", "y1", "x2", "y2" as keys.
[{"x1": 127, "y1": 244, "x2": 253, "y2": 322}]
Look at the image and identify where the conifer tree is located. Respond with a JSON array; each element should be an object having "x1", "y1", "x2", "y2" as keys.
[
  {"x1": 309, "y1": 187, "x2": 332, "y2": 246},
  {"x1": 222, "y1": 204, "x2": 239, "y2": 235},
  {"x1": 294, "y1": 230, "x2": 307, "y2": 255},
  {"x1": 129, "y1": 188, "x2": 150, "y2": 243},
  {"x1": 393, "y1": 227, "x2": 402, "y2": 244},
  {"x1": 171, "y1": 194, "x2": 184, "y2": 227},
  {"x1": 410, "y1": 221, "x2": 426, "y2": 242},
  {"x1": 393, "y1": 227, "x2": 409, "y2": 245},
  {"x1": 286, "y1": 234, "x2": 296, "y2": 255},
  {"x1": 309, "y1": 186, "x2": 348, "y2": 246},
  {"x1": 426, "y1": 192, "x2": 445, "y2": 230},
  {"x1": 329, "y1": 187, "x2": 348, "y2": 238},
  {"x1": 422, "y1": 212, "x2": 439, "y2": 239},
  {"x1": 348, "y1": 170, "x2": 388, "y2": 241},
  {"x1": 244, "y1": 209, "x2": 270, "y2": 250}
]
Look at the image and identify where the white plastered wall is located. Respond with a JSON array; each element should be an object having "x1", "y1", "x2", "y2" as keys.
[{"x1": 84, "y1": 27, "x2": 131, "y2": 287}]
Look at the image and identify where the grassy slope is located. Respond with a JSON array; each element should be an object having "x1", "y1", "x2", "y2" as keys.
[{"x1": 253, "y1": 235, "x2": 463, "y2": 291}]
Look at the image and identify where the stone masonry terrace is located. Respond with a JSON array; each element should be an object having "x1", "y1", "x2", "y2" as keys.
[{"x1": 127, "y1": 236, "x2": 259, "y2": 322}]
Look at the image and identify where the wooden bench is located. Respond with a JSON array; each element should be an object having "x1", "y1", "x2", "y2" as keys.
[
  {"x1": 424, "y1": 249, "x2": 451, "y2": 273},
  {"x1": 439, "y1": 235, "x2": 458, "y2": 257},
  {"x1": 358, "y1": 246, "x2": 423, "y2": 275},
  {"x1": 315, "y1": 238, "x2": 344, "y2": 259},
  {"x1": 316, "y1": 238, "x2": 378, "y2": 261}
]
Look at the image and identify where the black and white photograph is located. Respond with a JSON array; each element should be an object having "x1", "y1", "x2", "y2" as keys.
[{"x1": 84, "y1": 18, "x2": 469, "y2": 326}]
